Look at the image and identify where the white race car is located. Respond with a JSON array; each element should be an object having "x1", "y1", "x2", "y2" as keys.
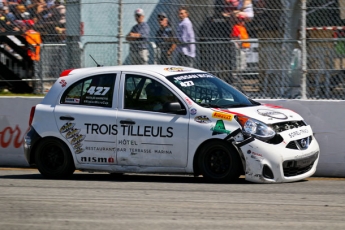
[{"x1": 24, "y1": 65, "x2": 320, "y2": 183}]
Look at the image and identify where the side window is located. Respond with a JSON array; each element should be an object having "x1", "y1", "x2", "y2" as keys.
[
  {"x1": 124, "y1": 74, "x2": 183, "y2": 112},
  {"x1": 61, "y1": 74, "x2": 116, "y2": 108}
]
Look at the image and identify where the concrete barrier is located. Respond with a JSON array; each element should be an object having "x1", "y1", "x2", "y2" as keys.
[{"x1": 0, "y1": 97, "x2": 343, "y2": 177}]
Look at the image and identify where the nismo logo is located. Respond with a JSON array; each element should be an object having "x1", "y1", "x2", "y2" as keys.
[{"x1": 81, "y1": 157, "x2": 115, "y2": 163}]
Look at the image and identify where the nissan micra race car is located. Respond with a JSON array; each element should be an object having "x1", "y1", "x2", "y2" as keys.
[{"x1": 24, "y1": 65, "x2": 320, "y2": 183}]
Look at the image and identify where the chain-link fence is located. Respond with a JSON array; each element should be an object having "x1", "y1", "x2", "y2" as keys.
[{"x1": 27, "y1": 0, "x2": 345, "y2": 99}]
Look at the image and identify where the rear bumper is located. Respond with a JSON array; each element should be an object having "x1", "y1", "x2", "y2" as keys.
[{"x1": 23, "y1": 127, "x2": 41, "y2": 165}]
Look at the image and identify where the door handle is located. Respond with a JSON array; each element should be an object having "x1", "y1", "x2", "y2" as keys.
[
  {"x1": 120, "y1": 120, "x2": 135, "y2": 125},
  {"x1": 60, "y1": 116, "x2": 75, "y2": 121}
]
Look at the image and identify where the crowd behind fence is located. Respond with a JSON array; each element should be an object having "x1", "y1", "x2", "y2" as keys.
[{"x1": 2, "y1": 0, "x2": 345, "y2": 99}]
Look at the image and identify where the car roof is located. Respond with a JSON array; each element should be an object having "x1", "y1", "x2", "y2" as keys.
[
  {"x1": 41, "y1": 65, "x2": 207, "y2": 105},
  {"x1": 63, "y1": 65, "x2": 205, "y2": 78}
]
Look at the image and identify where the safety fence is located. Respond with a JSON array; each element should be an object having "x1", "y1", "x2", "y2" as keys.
[{"x1": 7, "y1": 0, "x2": 345, "y2": 99}]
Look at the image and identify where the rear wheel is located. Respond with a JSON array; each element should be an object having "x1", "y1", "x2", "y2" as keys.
[
  {"x1": 198, "y1": 140, "x2": 241, "y2": 183},
  {"x1": 35, "y1": 138, "x2": 75, "y2": 179}
]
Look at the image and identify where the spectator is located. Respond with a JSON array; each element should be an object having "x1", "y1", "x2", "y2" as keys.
[
  {"x1": 46, "y1": 0, "x2": 55, "y2": 9},
  {"x1": 2, "y1": 6, "x2": 16, "y2": 22},
  {"x1": 231, "y1": 17, "x2": 250, "y2": 70},
  {"x1": 223, "y1": 0, "x2": 254, "y2": 20},
  {"x1": 155, "y1": 12, "x2": 176, "y2": 65},
  {"x1": 126, "y1": 8, "x2": 150, "y2": 65},
  {"x1": 16, "y1": 4, "x2": 31, "y2": 20},
  {"x1": 24, "y1": 20, "x2": 41, "y2": 61},
  {"x1": 26, "y1": 0, "x2": 44, "y2": 24},
  {"x1": 176, "y1": 6, "x2": 195, "y2": 67},
  {"x1": 0, "y1": 6, "x2": 19, "y2": 31}
]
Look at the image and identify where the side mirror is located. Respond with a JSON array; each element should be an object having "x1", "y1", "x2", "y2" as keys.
[{"x1": 163, "y1": 102, "x2": 186, "y2": 115}]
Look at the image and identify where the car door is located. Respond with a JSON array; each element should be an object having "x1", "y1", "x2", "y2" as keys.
[
  {"x1": 54, "y1": 72, "x2": 120, "y2": 165},
  {"x1": 116, "y1": 72, "x2": 189, "y2": 167}
]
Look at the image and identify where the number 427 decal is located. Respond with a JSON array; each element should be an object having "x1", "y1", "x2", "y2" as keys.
[{"x1": 87, "y1": 86, "x2": 110, "y2": 96}]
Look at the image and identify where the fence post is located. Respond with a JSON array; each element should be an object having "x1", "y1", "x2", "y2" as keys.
[
  {"x1": 117, "y1": 0, "x2": 123, "y2": 66},
  {"x1": 301, "y1": 0, "x2": 307, "y2": 99}
]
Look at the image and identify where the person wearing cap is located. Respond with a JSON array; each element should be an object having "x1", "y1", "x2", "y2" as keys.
[
  {"x1": 126, "y1": 8, "x2": 150, "y2": 65},
  {"x1": 222, "y1": 0, "x2": 254, "y2": 20},
  {"x1": 176, "y1": 6, "x2": 196, "y2": 67},
  {"x1": 155, "y1": 12, "x2": 176, "y2": 65}
]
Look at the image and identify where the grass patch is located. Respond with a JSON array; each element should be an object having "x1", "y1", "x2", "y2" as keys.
[{"x1": 0, "y1": 89, "x2": 44, "y2": 97}]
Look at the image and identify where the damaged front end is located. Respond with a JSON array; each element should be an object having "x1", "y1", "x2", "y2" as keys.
[{"x1": 229, "y1": 116, "x2": 319, "y2": 183}]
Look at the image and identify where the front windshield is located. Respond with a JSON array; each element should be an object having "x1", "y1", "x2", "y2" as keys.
[{"x1": 166, "y1": 73, "x2": 260, "y2": 108}]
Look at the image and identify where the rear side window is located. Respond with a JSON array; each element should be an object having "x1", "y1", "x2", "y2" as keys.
[{"x1": 61, "y1": 74, "x2": 116, "y2": 108}]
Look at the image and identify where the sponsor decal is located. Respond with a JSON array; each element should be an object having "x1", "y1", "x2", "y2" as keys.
[
  {"x1": 212, "y1": 111, "x2": 234, "y2": 121},
  {"x1": 129, "y1": 148, "x2": 152, "y2": 153},
  {"x1": 59, "y1": 122, "x2": 85, "y2": 153},
  {"x1": 70, "y1": 134, "x2": 86, "y2": 145},
  {"x1": 173, "y1": 73, "x2": 214, "y2": 81},
  {"x1": 73, "y1": 142, "x2": 83, "y2": 149},
  {"x1": 66, "y1": 128, "x2": 81, "y2": 139},
  {"x1": 81, "y1": 156, "x2": 115, "y2": 163},
  {"x1": 75, "y1": 148, "x2": 84, "y2": 154},
  {"x1": 185, "y1": 97, "x2": 193, "y2": 105},
  {"x1": 288, "y1": 128, "x2": 309, "y2": 139},
  {"x1": 59, "y1": 79, "x2": 67, "y2": 87},
  {"x1": 85, "y1": 146, "x2": 116, "y2": 152},
  {"x1": 211, "y1": 120, "x2": 231, "y2": 135},
  {"x1": 65, "y1": 98, "x2": 80, "y2": 104},
  {"x1": 118, "y1": 139, "x2": 138, "y2": 145},
  {"x1": 180, "y1": 81, "x2": 194, "y2": 87},
  {"x1": 164, "y1": 67, "x2": 190, "y2": 72},
  {"x1": 85, "y1": 123, "x2": 173, "y2": 138},
  {"x1": 257, "y1": 109, "x2": 288, "y2": 120},
  {"x1": 60, "y1": 122, "x2": 75, "y2": 133},
  {"x1": 154, "y1": 149, "x2": 172, "y2": 154},
  {"x1": 194, "y1": 115, "x2": 212, "y2": 124},
  {"x1": 247, "y1": 150, "x2": 264, "y2": 160},
  {"x1": 190, "y1": 108, "x2": 197, "y2": 115},
  {"x1": 85, "y1": 123, "x2": 118, "y2": 135},
  {"x1": 252, "y1": 151, "x2": 263, "y2": 157}
]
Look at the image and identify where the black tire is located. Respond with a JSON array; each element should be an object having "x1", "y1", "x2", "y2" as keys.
[
  {"x1": 198, "y1": 140, "x2": 241, "y2": 183},
  {"x1": 35, "y1": 138, "x2": 75, "y2": 179},
  {"x1": 108, "y1": 172, "x2": 124, "y2": 178}
]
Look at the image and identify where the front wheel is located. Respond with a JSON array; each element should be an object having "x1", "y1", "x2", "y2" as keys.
[
  {"x1": 198, "y1": 141, "x2": 241, "y2": 183},
  {"x1": 35, "y1": 138, "x2": 75, "y2": 179}
]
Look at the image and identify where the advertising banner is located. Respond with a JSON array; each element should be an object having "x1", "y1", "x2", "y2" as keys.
[
  {"x1": 0, "y1": 97, "x2": 42, "y2": 166},
  {"x1": 1, "y1": 97, "x2": 345, "y2": 178}
]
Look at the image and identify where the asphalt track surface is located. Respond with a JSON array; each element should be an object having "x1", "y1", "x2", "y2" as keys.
[{"x1": 1, "y1": 168, "x2": 345, "y2": 230}]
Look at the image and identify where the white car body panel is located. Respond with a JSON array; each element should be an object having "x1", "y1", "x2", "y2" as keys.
[{"x1": 26, "y1": 65, "x2": 320, "y2": 183}]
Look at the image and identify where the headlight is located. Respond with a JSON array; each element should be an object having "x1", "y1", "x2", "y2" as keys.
[{"x1": 238, "y1": 117, "x2": 275, "y2": 140}]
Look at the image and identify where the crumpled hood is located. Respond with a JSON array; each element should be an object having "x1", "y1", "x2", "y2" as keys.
[{"x1": 213, "y1": 104, "x2": 304, "y2": 124}]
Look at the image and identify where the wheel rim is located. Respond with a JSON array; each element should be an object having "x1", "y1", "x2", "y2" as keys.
[
  {"x1": 40, "y1": 143, "x2": 65, "y2": 171},
  {"x1": 204, "y1": 147, "x2": 231, "y2": 178}
]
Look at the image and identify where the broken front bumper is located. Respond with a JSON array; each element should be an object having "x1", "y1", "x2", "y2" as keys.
[{"x1": 237, "y1": 130, "x2": 320, "y2": 183}]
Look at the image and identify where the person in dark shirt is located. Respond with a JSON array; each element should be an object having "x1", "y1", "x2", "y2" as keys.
[
  {"x1": 126, "y1": 8, "x2": 150, "y2": 65},
  {"x1": 155, "y1": 12, "x2": 176, "y2": 65}
]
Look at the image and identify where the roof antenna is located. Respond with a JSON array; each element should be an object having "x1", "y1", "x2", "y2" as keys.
[{"x1": 89, "y1": 55, "x2": 103, "y2": 67}]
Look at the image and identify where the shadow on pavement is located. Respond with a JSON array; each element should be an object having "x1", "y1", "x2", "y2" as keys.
[{"x1": 0, "y1": 169, "x2": 252, "y2": 184}]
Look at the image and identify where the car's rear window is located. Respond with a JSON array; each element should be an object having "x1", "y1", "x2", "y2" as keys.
[{"x1": 60, "y1": 74, "x2": 116, "y2": 108}]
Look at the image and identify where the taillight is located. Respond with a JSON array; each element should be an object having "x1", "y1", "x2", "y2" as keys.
[
  {"x1": 29, "y1": 106, "x2": 36, "y2": 126},
  {"x1": 60, "y1": 69, "x2": 74, "y2": 77}
]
